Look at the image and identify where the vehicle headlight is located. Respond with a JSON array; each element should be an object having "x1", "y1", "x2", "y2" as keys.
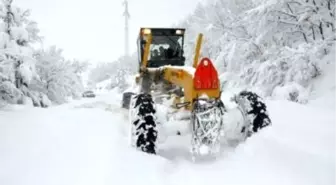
[
  {"x1": 143, "y1": 28, "x2": 151, "y2": 34},
  {"x1": 176, "y1": 29, "x2": 183, "y2": 34}
]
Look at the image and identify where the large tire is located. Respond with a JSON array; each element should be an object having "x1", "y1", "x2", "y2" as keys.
[
  {"x1": 122, "y1": 92, "x2": 136, "y2": 109},
  {"x1": 130, "y1": 93, "x2": 158, "y2": 154},
  {"x1": 190, "y1": 98, "x2": 226, "y2": 158},
  {"x1": 234, "y1": 90, "x2": 271, "y2": 136}
]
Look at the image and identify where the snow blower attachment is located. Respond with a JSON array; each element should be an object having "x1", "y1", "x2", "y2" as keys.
[{"x1": 122, "y1": 28, "x2": 271, "y2": 160}]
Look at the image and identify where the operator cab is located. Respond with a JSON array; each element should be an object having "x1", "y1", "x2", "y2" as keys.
[{"x1": 137, "y1": 28, "x2": 186, "y2": 69}]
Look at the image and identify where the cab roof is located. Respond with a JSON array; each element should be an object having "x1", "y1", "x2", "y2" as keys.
[{"x1": 139, "y1": 28, "x2": 186, "y2": 36}]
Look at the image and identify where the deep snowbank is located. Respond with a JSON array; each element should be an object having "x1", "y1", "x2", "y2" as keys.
[
  {"x1": 0, "y1": 91, "x2": 334, "y2": 185},
  {"x1": 307, "y1": 59, "x2": 335, "y2": 109}
]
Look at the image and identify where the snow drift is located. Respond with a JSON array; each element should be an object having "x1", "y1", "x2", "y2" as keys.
[{"x1": 0, "y1": 90, "x2": 334, "y2": 185}]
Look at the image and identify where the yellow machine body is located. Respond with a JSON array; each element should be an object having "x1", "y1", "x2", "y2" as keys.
[{"x1": 136, "y1": 28, "x2": 221, "y2": 110}]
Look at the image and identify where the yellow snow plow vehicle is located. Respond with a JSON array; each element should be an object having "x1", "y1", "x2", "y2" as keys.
[{"x1": 122, "y1": 28, "x2": 271, "y2": 159}]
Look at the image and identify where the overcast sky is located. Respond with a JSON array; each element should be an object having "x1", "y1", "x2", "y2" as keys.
[{"x1": 14, "y1": 0, "x2": 201, "y2": 63}]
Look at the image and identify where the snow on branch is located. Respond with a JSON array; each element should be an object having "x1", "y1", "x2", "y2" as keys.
[{"x1": 177, "y1": 0, "x2": 334, "y2": 103}]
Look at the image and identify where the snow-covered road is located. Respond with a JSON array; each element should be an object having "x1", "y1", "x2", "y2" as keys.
[{"x1": 0, "y1": 91, "x2": 334, "y2": 185}]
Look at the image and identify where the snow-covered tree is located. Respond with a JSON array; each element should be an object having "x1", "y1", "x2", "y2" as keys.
[
  {"x1": 33, "y1": 46, "x2": 88, "y2": 104},
  {"x1": 0, "y1": 0, "x2": 41, "y2": 105},
  {"x1": 88, "y1": 54, "x2": 137, "y2": 91},
  {"x1": 177, "y1": 0, "x2": 335, "y2": 103}
]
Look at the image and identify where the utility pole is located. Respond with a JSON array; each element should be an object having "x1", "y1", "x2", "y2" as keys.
[{"x1": 122, "y1": 0, "x2": 130, "y2": 57}]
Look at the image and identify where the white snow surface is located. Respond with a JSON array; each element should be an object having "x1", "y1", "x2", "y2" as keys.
[
  {"x1": 147, "y1": 65, "x2": 196, "y2": 77},
  {"x1": 166, "y1": 65, "x2": 196, "y2": 76},
  {"x1": 0, "y1": 90, "x2": 334, "y2": 185}
]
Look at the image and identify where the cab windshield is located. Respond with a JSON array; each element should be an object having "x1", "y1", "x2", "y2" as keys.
[{"x1": 141, "y1": 35, "x2": 184, "y2": 61}]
